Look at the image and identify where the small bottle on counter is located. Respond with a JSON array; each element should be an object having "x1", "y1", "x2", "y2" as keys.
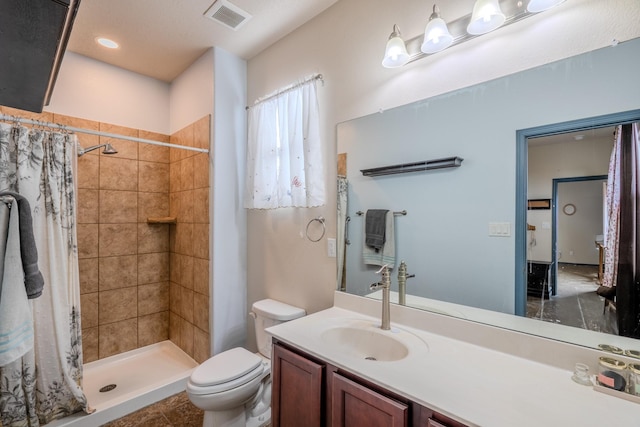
[
  {"x1": 628, "y1": 364, "x2": 640, "y2": 396},
  {"x1": 597, "y1": 357, "x2": 627, "y2": 392}
]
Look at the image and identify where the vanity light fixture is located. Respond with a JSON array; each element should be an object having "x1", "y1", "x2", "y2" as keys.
[
  {"x1": 96, "y1": 37, "x2": 119, "y2": 49},
  {"x1": 382, "y1": 0, "x2": 568, "y2": 69},
  {"x1": 467, "y1": 0, "x2": 506, "y2": 35},
  {"x1": 421, "y1": 5, "x2": 454, "y2": 54},
  {"x1": 527, "y1": 0, "x2": 566, "y2": 13},
  {"x1": 382, "y1": 25, "x2": 410, "y2": 68}
]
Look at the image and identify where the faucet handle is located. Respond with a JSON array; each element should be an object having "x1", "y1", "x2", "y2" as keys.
[{"x1": 375, "y1": 264, "x2": 389, "y2": 275}]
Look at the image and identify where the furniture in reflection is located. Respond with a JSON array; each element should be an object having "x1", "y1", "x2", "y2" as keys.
[
  {"x1": 526, "y1": 261, "x2": 552, "y2": 299},
  {"x1": 595, "y1": 240, "x2": 605, "y2": 284}
]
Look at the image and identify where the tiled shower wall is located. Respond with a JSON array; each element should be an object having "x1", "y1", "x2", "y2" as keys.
[
  {"x1": 0, "y1": 106, "x2": 211, "y2": 364},
  {"x1": 168, "y1": 117, "x2": 211, "y2": 364}
]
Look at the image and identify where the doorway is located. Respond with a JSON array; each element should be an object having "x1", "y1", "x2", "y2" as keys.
[{"x1": 515, "y1": 109, "x2": 640, "y2": 322}]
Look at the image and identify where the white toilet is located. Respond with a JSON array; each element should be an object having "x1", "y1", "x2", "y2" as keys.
[{"x1": 187, "y1": 299, "x2": 306, "y2": 427}]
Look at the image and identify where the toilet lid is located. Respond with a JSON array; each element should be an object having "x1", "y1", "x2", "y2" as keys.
[{"x1": 190, "y1": 347, "x2": 263, "y2": 388}]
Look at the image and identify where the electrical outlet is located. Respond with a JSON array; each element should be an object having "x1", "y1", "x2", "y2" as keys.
[{"x1": 327, "y1": 238, "x2": 336, "y2": 258}]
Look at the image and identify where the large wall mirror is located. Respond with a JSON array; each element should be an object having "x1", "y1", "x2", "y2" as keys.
[{"x1": 336, "y1": 37, "x2": 640, "y2": 351}]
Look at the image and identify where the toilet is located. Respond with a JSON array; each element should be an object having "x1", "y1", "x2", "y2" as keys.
[{"x1": 187, "y1": 299, "x2": 306, "y2": 427}]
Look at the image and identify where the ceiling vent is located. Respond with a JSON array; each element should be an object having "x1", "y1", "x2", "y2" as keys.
[{"x1": 204, "y1": 0, "x2": 252, "y2": 31}]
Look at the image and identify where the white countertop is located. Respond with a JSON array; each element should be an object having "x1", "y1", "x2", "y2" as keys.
[{"x1": 267, "y1": 299, "x2": 640, "y2": 427}]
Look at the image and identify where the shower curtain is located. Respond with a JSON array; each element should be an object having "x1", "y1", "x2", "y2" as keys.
[{"x1": 0, "y1": 123, "x2": 88, "y2": 426}]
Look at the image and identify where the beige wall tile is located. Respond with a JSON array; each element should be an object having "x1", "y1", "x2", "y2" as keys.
[
  {"x1": 180, "y1": 287, "x2": 194, "y2": 323},
  {"x1": 180, "y1": 157, "x2": 194, "y2": 191},
  {"x1": 175, "y1": 223, "x2": 193, "y2": 256},
  {"x1": 100, "y1": 157, "x2": 138, "y2": 191},
  {"x1": 100, "y1": 190, "x2": 137, "y2": 223},
  {"x1": 82, "y1": 327, "x2": 99, "y2": 363},
  {"x1": 79, "y1": 258, "x2": 99, "y2": 294},
  {"x1": 77, "y1": 155, "x2": 99, "y2": 190},
  {"x1": 78, "y1": 189, "x2": 99, "y2": 223},
  {"x1": 139, "y1": 130, "x2": 170, "y2": 163},
  {"x1": 179, "y1": 255, "x2": 193, "y2": 290},
  {"x1": 170, "y1": 253, "x2": 181, "y2": 284},
  {"x1": 138, "y1": 311, "x2": 169, "y2": 347},
  {"x1": 193, "y1": 223, "x2": 209, "y2": 260},
  {"x1": 99, "y1": 287, "x2": 137, "y2": 324},
  {"x1": 99, "y1": 319, "x2": 138, "y2": 358},
  {"x1": 193, "y1": 327, "x2": 210, "y2": 364},
  {"x1": 99, "y1": 123, "x2": 138, "y2": 160},
  {"x1": 99, "y1": 255, "x2": 137, "y2": 291},
  {"x1": 77, "y1": 224, "x2": 99, "y2": 258},
  {"x1": 193, "y1": 293, "x2": 209, "y2": 332},
  {"x1": 193, "y1": 116, "x2": 210, "y2": 150},
  {"x1": 1, "y1": 106, "x2": 53, "y2": 122},
  {"x1": 138, "y1": 252, "x2": 170, "y2": 284},
  {"x1": 99, "y1": 224, "x2": 137, "y2": 256},
  {"x1": 193, "y1": 188, "x2": 209, "y2": 224},
  {"x1": 179, "y1": 190, "x2": 194, "y2": 223},
  {"x1": 138, "y1": 192, "x2": 169, "y2": 222},
  {"x1": 81, "y1": 293, "x2": 99, "y2": 328},
  {"x1": 138, "y1": 223, "x2": 169, "y2": 254},
  {"x1": 169, "y1": 312, "x2": 181, "y2": 348},
  {"x1": 169, "y1": 162, "x2": 181, "y2": 193},
  {"x1": 180, "y1": 318, "x2": 194, "y2": 357},
  {"x1": 138, "y1": 282, "x2": 170, "y2": 315},
  {"x1": 193, "y1": 258, "x2": 209, "y2": 296},
  {"x1": 139, "y1": 161, "x2": 169, "y2": 193},
  {"x1": 170, "y1": 282, "x2": 182, "y2": 316},
  {"x1": 193, "y1": 154, "x2": 210, "y2": 190},
  {"x1": 169, "y1": 192, "x2": 180, "y2": 219}
]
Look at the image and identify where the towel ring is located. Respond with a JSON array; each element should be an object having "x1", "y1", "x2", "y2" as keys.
[{"x1": 306, "y1": 216, "x2": 326, "y2": 242}]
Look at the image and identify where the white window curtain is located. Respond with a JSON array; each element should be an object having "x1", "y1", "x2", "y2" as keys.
[{"x1": 244, "y1": 77, "x2": 325, "y2": 209}]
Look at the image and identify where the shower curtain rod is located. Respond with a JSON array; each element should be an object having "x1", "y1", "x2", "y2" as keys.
[
  {"x1": 246, "y1": 73, "x2": 323, "y2": 110},
  {"x1": 0, "y1": 114, "x2": 209, "y2": 154}
]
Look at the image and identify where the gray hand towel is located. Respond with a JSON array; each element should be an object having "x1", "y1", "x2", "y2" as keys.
[
  {"x1": 365, "y1": 209, "x2": 389, "y2": 251},
  {"x1": 0, "y1": 191, "x2": 45, "y2": 299}
]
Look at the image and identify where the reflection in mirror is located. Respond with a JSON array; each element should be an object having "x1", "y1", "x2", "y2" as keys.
[{"x1": 336, "y1": 37, "x2": 640, "y2": 351}]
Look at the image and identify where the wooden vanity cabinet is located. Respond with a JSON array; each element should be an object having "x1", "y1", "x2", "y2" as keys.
[{"x1": 272, "y1": 341, "x2": 468, "y2": 427}]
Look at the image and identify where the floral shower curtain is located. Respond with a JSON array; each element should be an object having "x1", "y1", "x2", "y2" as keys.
[{"x1": 0, "y1": 123, "x2": 88, "y2": 426}]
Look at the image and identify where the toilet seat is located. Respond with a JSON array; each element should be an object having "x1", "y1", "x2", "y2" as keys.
[{"x1": 188, "y1": 348, "x2": 265, "y2": 395}]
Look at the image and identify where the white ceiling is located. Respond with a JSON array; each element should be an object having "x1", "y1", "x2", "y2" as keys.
[
  {"x1": 67, "y1": 0, "x2": 338, "y2": 82},
  {"x1": 528, "y1": 126, "x2": 616, "y2": 146}
]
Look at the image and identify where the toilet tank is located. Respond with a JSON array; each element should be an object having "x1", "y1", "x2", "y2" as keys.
[{"x1": 251, "y1": 299, "x2": 306, "y2": 358}]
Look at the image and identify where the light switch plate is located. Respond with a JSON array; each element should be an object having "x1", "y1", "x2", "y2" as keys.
[
  {"x1": 489, "y1": 222, "x2": 511, "y2": 237},
  {"x1": 327, "y1": 238, "x2": 336, "y2": 257}
]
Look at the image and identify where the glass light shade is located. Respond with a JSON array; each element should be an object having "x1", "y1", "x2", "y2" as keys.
[
  {"x1": 466, "y1": 0, "x2": 506, "y2": 35},
  {"x1": 527, "y1": 0, "x2": 566, "y2": 13},
  {"x1": 421, "y1": 17, "x2": 454, "y2": 54},
  {"x1": 382, "y1": 25, "x2": 410, "y2": 68}
]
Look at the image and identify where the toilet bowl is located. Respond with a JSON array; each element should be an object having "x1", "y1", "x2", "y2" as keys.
[{"x1": 187, "y1": 299, "x2": 305, "y2": 427}]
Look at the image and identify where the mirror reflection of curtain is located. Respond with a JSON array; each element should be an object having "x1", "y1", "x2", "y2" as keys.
[
  {"x1": 337, "y1": 176, "x2": 348, "y2": 291},
  {"x1": 617, "y1": 123, "x2": 640, "y2": 338}
]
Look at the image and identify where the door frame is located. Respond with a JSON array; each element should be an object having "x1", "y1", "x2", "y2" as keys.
[
  {"x1": 550, "y1": 175, "x2": 608, "y2": 296},
  {"x1": 514, "y1": 109, "x2": 640, "y2": 316}
]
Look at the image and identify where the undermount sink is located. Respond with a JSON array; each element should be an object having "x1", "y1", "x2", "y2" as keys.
[{"x1": 320, "y1": 319, "x2": 428, "y2": 362}]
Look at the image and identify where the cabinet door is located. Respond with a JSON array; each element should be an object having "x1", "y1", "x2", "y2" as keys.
[
  {"x1": 332, "y1": 372, "x2": 408, "y2": 427},
  {"x1": 272, "y1": 343, "x2": 324, "y2": 427}
]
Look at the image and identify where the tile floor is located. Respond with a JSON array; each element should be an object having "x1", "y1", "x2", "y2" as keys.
[
  {"x1": 526, "y1": 263, "x2": 617, "y2": 334},
  {"x1": 102, "y1": 392, "x2": 203, "y2": 427}
]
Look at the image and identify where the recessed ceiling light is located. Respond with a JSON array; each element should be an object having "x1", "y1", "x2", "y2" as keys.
[
  {"x1": 574, "y1": 135, "x2": 584, "y2": 140},
  {"x1": 96, "y1": 37, "x2": 119, "y2": 49}
]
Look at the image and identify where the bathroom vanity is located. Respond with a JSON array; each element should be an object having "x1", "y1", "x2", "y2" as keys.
[
  {"x1": 272, "y1": 341, "x2": 466, "y2": 427},
  {"x1": 267, "y1": 292, "x2": 640, "y2": 427}
]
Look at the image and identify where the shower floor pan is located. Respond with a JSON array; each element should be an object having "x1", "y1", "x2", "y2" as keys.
[{"x1": 49, "y1": 340, "x2": 197, "y2": 427}]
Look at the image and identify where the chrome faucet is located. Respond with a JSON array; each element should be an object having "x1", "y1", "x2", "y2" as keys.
[
  {"x1": 370, "y1": 265, "x2": 391, "y2": 330},
  {"x1": 397, "y1": 261, "x2": 415, "y2": 306}
]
